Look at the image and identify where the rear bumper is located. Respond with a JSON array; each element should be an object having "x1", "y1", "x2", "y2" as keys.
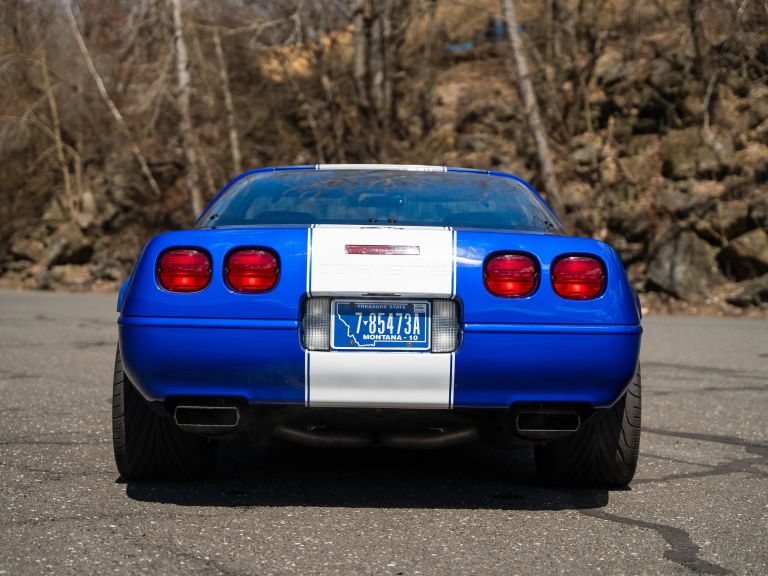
[
  {"x1": 118, "y1": 316, "x2": 641, "y2": 409},
  {"x1": 456, "y1": 323, "x2": 641, "y2": 408}
]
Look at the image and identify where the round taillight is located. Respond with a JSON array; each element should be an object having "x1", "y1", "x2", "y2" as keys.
[
  {"x1": 225, "y1": 249, "x2": 279, "y2": 293},
  {"x1": 484, "y1": 253, "x2": 537, "y2": 297},
  {"x1": 157, "y1": 249, "x2": 211, "y2": 292},
  {"x1": 552, "y1": 256, "x2": 605, "y2": 300}
]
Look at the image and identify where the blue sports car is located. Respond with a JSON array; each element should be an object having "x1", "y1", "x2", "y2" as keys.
[{"x1": 114, "y1": 165, "x2": 642, "y2": 486}]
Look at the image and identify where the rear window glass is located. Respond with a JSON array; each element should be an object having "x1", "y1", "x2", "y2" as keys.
[{"x1": 197, "y1": 169, "x2": 560, "y2": 232}]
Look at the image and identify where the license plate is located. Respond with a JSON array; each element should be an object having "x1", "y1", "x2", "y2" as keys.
[{"x1": 331, "y1": 300, "x2": 431, "y2": 351}]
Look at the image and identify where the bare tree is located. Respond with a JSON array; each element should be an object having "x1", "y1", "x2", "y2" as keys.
[
  {"x1": 371, "y1": 0, "x2": 393, "y2": 148},
  {"x1": 351, "y1": 0, "x2": 413, "y2": 159},
  {"x1": 300, "y1": 1, "x2": 346, "y2": 162},
  {"x1": 702, "y1": 75, "x2": 725, "y2": 164},
  {"x1": 565, "y1": 3, "x2": 605, "y2": 135},
  {"x1": 211, "y1": 24, "x2": 242, "y2": 175},
  {"x1": 546, "y1": 0, "x2": 564, "y2": 94},
  {"x1": 418, "y1": 0, "x2": 439, "y2": 135},
  {"x1": 35, "y1": 31, "x2": 73, "y2": 218},
  {"x1": 501, "y1": 0, "x2": 565, "y2": 220},
  {"x1": 65, "y1": 3, "x2": 162, "y2": 199},
  {"x1": 171, "y1": 0, "x2": 203, "y2": 216},
  {"x1": 352, "y1": 0, "x2": 370, "y2": 116},
  {"x1": 687, "y1": 0, "x2": 708, "y2": 81}
]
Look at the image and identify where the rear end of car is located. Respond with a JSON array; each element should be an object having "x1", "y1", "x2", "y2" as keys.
[{"x1": 115, "y1": 166, "x2": 642, "y2": 486}]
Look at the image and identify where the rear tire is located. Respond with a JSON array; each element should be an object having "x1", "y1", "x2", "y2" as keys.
[
  {"x1": 535, "y1": 368, "x2": 641, "y2": 488},
  {"x1": 112, "y1": 345, "x2": 217, "y2": 480}
]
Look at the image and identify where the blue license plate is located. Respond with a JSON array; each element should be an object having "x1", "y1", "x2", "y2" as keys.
[{"x1": 331, "y1": 301, "x2": 431, "y2": 351}]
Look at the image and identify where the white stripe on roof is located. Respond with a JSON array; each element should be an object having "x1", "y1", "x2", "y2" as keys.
[{"x1": 316, "y1": 163, "x2": 446, "y2": 172}]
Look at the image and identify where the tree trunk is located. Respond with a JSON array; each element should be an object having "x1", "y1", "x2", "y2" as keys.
[
  {"x1": 211, "y1": 25, "x2": 242, "y2": 176},
  {"x1": 687, "y1": 0, "x2": 708, "y2": 81},
  {"x1": 302, "y1": 1, "x2": 345, "y2": 163},
  {"x1": 567, "y1": 19, "x2": 593, "y2": 134},
  {"x1": 501, "y1": 0, "x2": 565, "y2": 220},
  {"x1": 363, "y1": 0, "x2": 401, "y2": 160},
  {"x1": 380, "y1": 0, "x2": 394, "y2": 155},
  {"x1": 702, "y1": 75, "x2": 724, "y2": 164},
  {"x1": 65, "y1": 4, "x2": 162, "y2": 199},
  {"x1": 171, "y1": 0, "x2": 203, "y2": 216},
  {"x1": 36, "y1": 36, "x2": 73, "y2": 218},
  {"x1": 418, "y1": 0, "x2": 439, "y2": 135},
  {"x1": 352, "y1": 0, "x2": 370, "y2": 115}
]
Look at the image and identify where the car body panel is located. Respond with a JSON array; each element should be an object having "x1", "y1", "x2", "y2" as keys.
[
  {"x1": 454, "y1": 325, "x2": 641, "y2": 407},
  {"x1": 119, "y1": 319, "x2": 305, "y2": 404},
  {"x1": 455, "y1": 230, "x2": 639, "y2": 325},
  {"x1": 120, "y1": 227, "x2": 309, "y2": 319}
]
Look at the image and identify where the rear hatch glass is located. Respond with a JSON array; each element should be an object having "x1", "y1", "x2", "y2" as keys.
[{"x1": 197, "y1": 169, "x2": 560, "y2": 232}]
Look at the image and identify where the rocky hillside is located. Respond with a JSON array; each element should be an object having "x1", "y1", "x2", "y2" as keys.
[
  {"x1": 0, "y1": 0, "x2": 766, "y2": 315},
  {"x1": 430, "y1": 39, "x2": 768, "y2": 314}
]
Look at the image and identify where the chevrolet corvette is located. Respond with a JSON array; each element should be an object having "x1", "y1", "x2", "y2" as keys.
[{"x1": 114, "y1": 165, "x2": 642, "y2": 486}]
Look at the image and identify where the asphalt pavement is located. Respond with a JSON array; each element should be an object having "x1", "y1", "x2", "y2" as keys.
[{"x1": 0, "y1": 290, "x2": 766, "y2": 575}]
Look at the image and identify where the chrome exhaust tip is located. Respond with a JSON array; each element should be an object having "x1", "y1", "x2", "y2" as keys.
[
  {"x1": 174, "y1": 405, "x2": 240, "y2": 436},
  {"x1": 514, "y1": 410, "x2": 581, "y2": 440}
]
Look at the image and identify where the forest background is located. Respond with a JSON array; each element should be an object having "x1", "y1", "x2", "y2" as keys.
[{"x1": 1, "y1": 0, "x2": 766, "y2": 315}]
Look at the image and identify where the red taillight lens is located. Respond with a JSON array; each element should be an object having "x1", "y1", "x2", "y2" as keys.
[
  {"x1": 484, "y1": 253, "x2": 538, "y2": 297},
  {"x1": 158, "y1": 249, "x2": 211, "y2": 292},
  {"x1": 552, "y1": 256, "x2": 605, "y2": 300},
  {"x1": 225, "y1": 249, "x2": 279, "y2": 293}
]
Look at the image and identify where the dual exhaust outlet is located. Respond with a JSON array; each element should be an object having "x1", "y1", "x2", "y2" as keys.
[
  {"x1": 513, "y1": 409, "x2": 582, "y2": 439},
  {"x1": 172, "y1": 405, "x2": 584, "y2": 441},
  {"x1": 174, "y1": 405, "x2": 241, "y2": 436}
]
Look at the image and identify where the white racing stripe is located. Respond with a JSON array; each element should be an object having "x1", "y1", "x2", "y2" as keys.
[
  {"x1": 304, "y1": 351, "x2": 309, "y2": 407},
  {"x1": 452, "y1": 230, "x2": 457, "y2": 296},
  {"x1": 309, "y1": 226, "x2": 454, "y2": 297},
  {"x1": 306, "y1": 224, "x2": 457, "y2": 408},
  {"x1": 308, "y1": 351, "x2": 452, "y2": 408},
  {"x1": 305, "y1": 227, "x2": 312, "y2": 293}
]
